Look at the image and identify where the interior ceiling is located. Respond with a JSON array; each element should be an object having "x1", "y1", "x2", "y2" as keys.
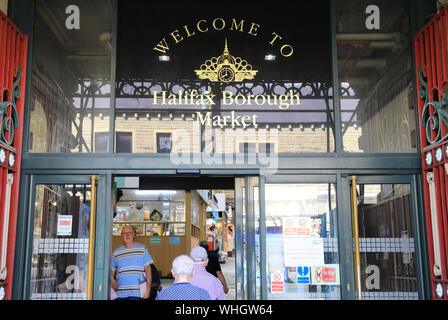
[
  {"x1": 336, "y1": 2, "x2": 409, "y2": 94},
  {"x1": 37, "y1": 0, "x2": 113, "y2": 79}
]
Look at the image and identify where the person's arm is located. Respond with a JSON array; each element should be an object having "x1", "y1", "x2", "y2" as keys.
[
  {"x1": 143, "y1": 263, "x2": 152, "y2": 299},
  {"x1": 216, "y1": 271, "x2": 229, "y2": 294},
  {"x1": 216, "y1": 278, "x2": 226, "y2": 300},
  {"x1": 111, "y1": 270, "x2": 118, "y2": 291}
]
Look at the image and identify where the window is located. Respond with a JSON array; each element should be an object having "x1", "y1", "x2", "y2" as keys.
[
  {"x1": 95, "y1": 132, "x2": 108, "y2": 153},
  {"x1": 259, "y1": 143, "x2": 275, "y2": 154},
  {"x1": 94, "y1": 132, "x2": 133, "y2": 153},
  {"x1": 238, "y1": 142, "x2": 275, "y2": 154},
  {"x1": 29, "y1": 0, "x2": 112, "y2": 153},
  {"x1": 156, "y1": 133, "x2": 172, "y2": 153},
  {"x1": 239, "y1": 143, "x2": 256, "y2": 154},
  {"x1": 116, "y1": 132, "x2": 132, "y2": 153},
  {"x1": 336, "y1": 0, "x2": 416, "y2": 153},
  {"x1": 115, "y1": 1, "x2": 334, "y2": 154}
]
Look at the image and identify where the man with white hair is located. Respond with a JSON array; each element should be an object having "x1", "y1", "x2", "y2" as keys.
[
  {"x1": 156, "y1": 255, "x2": 211, "y2": 300},
  {"x1": 190, "y1": 246, "x2": 226, "y2": 300}
]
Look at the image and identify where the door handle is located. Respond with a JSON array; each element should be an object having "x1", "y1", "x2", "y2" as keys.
[
  {"x1": 86, "y1": 175, "x2": 98, "y2": 300},
  {"x1": 349, "y1": 176, "x2": 362, "y2": 300}
]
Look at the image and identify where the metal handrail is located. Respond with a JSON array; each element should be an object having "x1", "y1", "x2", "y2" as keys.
[
  {"x1": 86, "y1": 175, "x2": 98, "y2": 300},
  {"x1": 349, "y1": 175, "x2": 362, "y2": 300}
]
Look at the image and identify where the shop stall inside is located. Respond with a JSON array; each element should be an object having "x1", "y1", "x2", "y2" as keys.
[{"x1": 112, "y1": 189, "x2": 209, "y2": 277}]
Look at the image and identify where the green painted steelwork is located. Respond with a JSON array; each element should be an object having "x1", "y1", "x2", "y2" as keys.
[{"x1": 6, "y1": 0, "x2": 434, "y2": 300}]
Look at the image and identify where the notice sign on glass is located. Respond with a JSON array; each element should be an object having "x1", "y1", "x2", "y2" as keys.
[
  {"x1": 283, "y1": 237, "x2": 324, "y2": 267},
  {"x1": 270, "y1": 272, "x2": 284, "y2": 293},
  {"x1": 57, "y1": 215, "x2": 73, "y2": 236},
  {"x1": 282, "y1": 217, "x2": 311, "y2": 237},
  {"x1": 311, "y1": 265, "x2": 340, "y2": 285}
]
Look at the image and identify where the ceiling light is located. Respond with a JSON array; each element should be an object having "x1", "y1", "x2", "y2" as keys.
[
  {"x1": 264, "y1": 54, "x2": 276, "y2": 61},
  {"x1": 159, "y1": 55, "x2": 170, "y2": 62},
  {"x1": 134, "y1": 190, "x2": 177, "y2": 196}
]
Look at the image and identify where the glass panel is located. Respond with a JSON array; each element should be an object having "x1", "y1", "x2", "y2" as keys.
[
  {"x1": 336, "y1": 0, "x2": 417, "y2": 152},
  {"x1": 116, "y1": 132, "x2": 133, "y2": 153},
  {"x1": 265, "y1": 183, "x2": 340, "y2": 300},
  {"x1": 116, "y1": 1, "x2": 334, "y2": 157},
  {"x1": 112, "y1": 189, "x2": 186, "y2": 237},
  {"x1": 356, "y1": 183, "x2": 419, "y2": 300},
  {"x1": 242, "y1": 183, "x2": 247, "y2": 300},
  {"x1": 254, "y1": 184, "x2": 261, "y2": 299},
  {"x1": 234, "y1": 178, "x2": 246, "y2": 300},
  {"x1": 191, "y1": 192, "x2": 200, "y2": 227},
  {"x1": 29, "y1": 0, "x2": 112, "y2": 153},
  {"x1": 30, "y1": 184, "x2": 92, "y2": 300}
]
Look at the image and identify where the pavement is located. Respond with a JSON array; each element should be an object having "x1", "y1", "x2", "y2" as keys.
[
  {"x1": 159, "y1": 255, "x2": 236, "y2": 300},
  {"x1": 221, "y1": 256, "x2": 236, "y2": 300}
]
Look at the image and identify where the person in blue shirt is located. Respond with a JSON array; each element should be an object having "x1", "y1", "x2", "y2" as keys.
[
  {"x1": 156, "y1": 255, "x2": 211, "y2": 300},
  {"x1": 111, "y1": 225, "x2": 153, "y2": 300}
]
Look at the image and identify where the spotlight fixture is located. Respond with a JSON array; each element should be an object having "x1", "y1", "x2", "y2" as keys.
[
  {"x1": 8, "y1": 153, "x2": 15, "y2": 167},
  {"x1": 159, "y1": 55, "x2": 170, "y2": 62},
  {"x1": 435, "y1": 147, "x2": 443, "y2": 163},
  {"x1": 0, "y1": 285, "x2": 5, "y2": 300},
  {"x1": 436, "y1": 282, "x2": 444, "y2": 299},
  {"x1": 425, "y1": 151, "x2": 433, "y2": 166},
  {"x1": 0, "y1": 148, "x2": 5, "y2": 164}
]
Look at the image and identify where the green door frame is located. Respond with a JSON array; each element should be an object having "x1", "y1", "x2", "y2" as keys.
[
  {"x1": 262, "y1": 174, "x2": 353, "y2": 300},
  {"x1": 12, "y1": 173, "x2": 112, "y2": 300},
  {"x1": 7, "y1": 0, "x2": 434, "y2": 301},
  {"x1": 260, "y1": 173, "x2": 427, "y2": 300},
  {"x1": 347, "y1": 174, "x2": 429, "y2": 300},
  {"x1": 13, "y1": 171, "x2": 428, "y2": 300}
]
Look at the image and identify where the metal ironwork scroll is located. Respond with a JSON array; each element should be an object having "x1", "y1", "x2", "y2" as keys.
[
  {"x1": 415, "y1": 6, "x2": 448, "y2": 300},
  {"x1": 418, "y1": 66, "x2": 448, "y2": 146},
  {"x1": 0, "y1": 67, "x2": 21, "y2": 147},
  {"x1": 0, "y1": 10, "x2": 28, "y2": 300}
]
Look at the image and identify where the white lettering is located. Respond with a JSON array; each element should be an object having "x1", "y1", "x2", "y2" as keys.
[
  {"x1": 65, "y1": 5, "x2": 80, "y2": 30},
  {"x1": 365, "y1": 5, "x2": 380, "y2": 30}
]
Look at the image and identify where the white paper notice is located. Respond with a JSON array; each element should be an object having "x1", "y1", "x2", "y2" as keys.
[
  {"x1": 283, "y1": 237, "x2": 324, "y2": 267},
  {"x1": 57, "y1": 215, "x2": 73, "y2": 236}
]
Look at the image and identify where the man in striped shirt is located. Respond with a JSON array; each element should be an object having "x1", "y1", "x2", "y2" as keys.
[
  {"x1": 111, "y1": 225, "x2": 152, "y2": 300},
  {"x1": 190, "y1": 246, "x2": 226, "y2": 300}
]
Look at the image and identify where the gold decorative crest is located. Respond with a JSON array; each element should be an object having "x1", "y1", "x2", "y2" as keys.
[{"x1": 195, "y1": 39, "x2": 258, "y2": 83}]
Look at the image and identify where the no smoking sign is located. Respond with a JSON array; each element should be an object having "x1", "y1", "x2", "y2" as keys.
[
  {"x1": 270, "y1": 272, "x2": 284, "y2": 293},
  {"x1": 311, "y1": 265, "x2": 340, "y2": 285}
]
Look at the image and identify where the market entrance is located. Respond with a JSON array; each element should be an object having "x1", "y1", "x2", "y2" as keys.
[{"x1": 110, "y1": 175, "x2": 242, "y2": 300}]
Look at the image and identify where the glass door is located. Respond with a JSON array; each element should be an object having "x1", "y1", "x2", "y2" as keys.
[
  {"x1": 349, "y1": 175, "x2": 423, "y2": 300},
  {"x1": 262, "y1": 176, "x2": 341, "y2": 300},
  {"x1": 27, "y1": 175, "x2": 108, "y2": 300},
  {"x1": 235, "y1": 176, "x2": 260, "y2": 300}
]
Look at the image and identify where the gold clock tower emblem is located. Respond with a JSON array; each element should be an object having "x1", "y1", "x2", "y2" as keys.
[{"x1": 195, "y1": 39, "x2": 258, "y2": 82}]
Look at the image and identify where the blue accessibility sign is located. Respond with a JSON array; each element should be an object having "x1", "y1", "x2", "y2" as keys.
[{"x1": 297, "y1": 266, "x2": 310, "y2": 284}]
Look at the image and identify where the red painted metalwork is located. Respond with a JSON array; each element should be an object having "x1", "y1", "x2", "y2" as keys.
[
  {"x1": 0, "y1": 9, "x2": 28, "y2": 300},
  {"x1": 415, "y1": 6, "x2": 448, "y2": 300}
]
